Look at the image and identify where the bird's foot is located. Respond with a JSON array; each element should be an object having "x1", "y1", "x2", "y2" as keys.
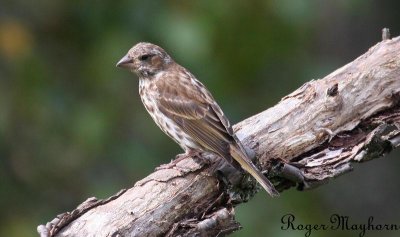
[
  {"x1": 155, "y1": 160, "x2": 180, "y2": 171},
  {"x1": 180, "y1": 149, "x2": 202, "y2": 159},
  {"x1": 155, "y1": 150, "x2": 201, "y2": 171}
]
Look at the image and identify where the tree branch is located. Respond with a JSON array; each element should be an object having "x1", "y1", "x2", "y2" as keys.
[{"x1": 38, "y1": 34, "x2": 400, "y2": 237}]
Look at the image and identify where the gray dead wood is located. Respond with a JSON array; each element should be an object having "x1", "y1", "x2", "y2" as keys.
[{"x1": 38, "y1": 35, "x2": 400, "y2": 237}]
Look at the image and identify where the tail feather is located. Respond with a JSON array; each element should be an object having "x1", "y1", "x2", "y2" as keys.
[{"x1": 229, "y1": 144, "x2": 279, "y2": 197}]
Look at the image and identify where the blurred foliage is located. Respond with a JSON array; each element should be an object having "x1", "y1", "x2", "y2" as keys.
[{"x1": 1, "y1": 1, "x2": 400, "y2": 236}]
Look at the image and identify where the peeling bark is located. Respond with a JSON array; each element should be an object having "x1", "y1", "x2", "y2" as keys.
[{"x1": 38, "y1": 35, "x2": 400, "y2": 237}]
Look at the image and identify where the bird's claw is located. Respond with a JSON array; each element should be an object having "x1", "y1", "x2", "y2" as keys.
[{"x1": 155, "y1": 150, "x2": 201, "y2": 171}]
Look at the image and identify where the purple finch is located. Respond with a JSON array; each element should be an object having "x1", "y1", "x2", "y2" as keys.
[{"x1": 116, "y1": 42, "x2": 279, "y2": 197}]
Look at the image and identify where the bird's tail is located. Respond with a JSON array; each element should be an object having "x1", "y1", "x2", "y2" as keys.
[{"x1": 229, "y1": 144, "x2": 279, "y2": 197}]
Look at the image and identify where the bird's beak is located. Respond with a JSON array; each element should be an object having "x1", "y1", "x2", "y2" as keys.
[{"x1": 116, "y1": 54, "x2": 133, "y2": 68}]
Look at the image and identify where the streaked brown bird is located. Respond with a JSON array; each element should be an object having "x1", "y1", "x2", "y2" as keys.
[{"x1": 116, "y1": 42, "x2": 279, "y2": 197}]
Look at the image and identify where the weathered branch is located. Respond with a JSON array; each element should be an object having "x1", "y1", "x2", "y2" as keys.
[{"x1": 38, "y1": 34, "x2": 400, "y2": 237}]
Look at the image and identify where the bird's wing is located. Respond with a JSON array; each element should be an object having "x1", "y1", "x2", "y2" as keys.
[{"x1": 155, "y1": 71, "x2": 236, "y2": 162}]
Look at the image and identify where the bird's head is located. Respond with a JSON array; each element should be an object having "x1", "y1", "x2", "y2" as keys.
[{"x1": 116, "y1": 42, "x2": 173, "y2": 78}]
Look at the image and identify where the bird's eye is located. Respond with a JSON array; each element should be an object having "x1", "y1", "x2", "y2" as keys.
[{"x1": 139, "y1": 54, "x2": 152, "y2": 61}]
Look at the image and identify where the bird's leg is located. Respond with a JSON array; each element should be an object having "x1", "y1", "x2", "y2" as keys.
[
  {"x1": 175, "y1": 149, "x2": 201, "y2": 161},
  {"x1": 155, "y1": 149, "x2": 201, "y2": 170}
]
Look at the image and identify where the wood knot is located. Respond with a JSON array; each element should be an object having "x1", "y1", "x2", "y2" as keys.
[{"x1": 327, "y1": 83, "x2": 338, "y2": 97}]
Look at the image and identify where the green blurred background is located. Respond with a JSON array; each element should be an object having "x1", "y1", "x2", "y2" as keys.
[{"x1": 1, "y1": 1, "x2": 400, "y2": 236}]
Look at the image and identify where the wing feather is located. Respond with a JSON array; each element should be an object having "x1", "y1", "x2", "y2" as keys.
[{"x1": 156, "y1": 72, "x2": 233, "y2": 156}]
